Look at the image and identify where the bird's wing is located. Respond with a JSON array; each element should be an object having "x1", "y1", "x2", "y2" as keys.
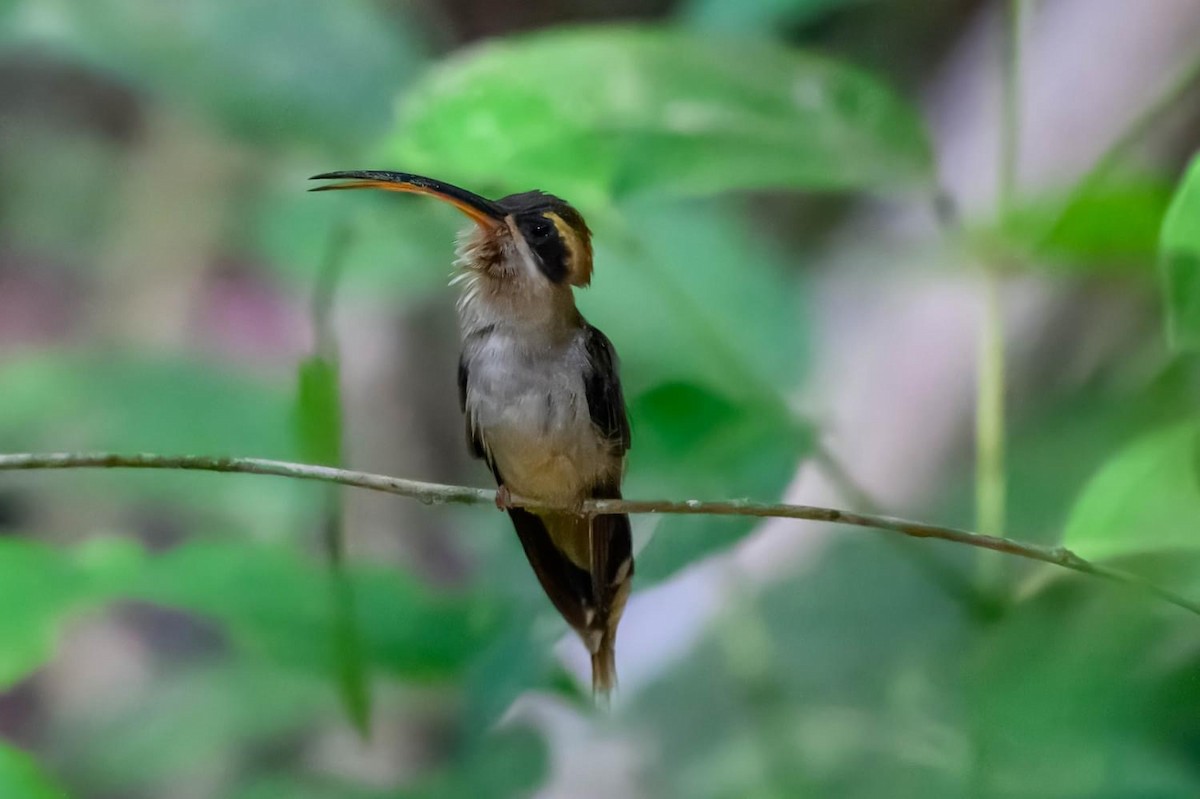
[
  {"x1": 457, "y1": 353, "x2": 492, "y2": 465},
  {"x1": 581, "y1": 324, "x2": 631, "y2": 455},
  {"x1": 581, "y1": 324, "x2": 634, "y2": 695}
]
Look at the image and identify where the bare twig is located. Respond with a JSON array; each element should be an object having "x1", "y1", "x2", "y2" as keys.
[{"x1": 1, "y1": 451, "x2": 1197, "y2": 615}]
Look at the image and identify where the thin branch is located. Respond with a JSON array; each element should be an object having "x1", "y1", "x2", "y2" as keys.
[{"x1": 1, "y1": 451, "x2": 1198, "y2": 616}]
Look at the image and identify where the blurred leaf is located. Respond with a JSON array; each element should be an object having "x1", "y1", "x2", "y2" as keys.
[
  {"x1": 628, "y1": 382, "x2": 813, "y2": 583},
  {"x1": 970, "y1": 361, "x2": 1199, "y2": 542},
  {"x1": 633, "y1": 536, "x2": 969, "y2": 798},
  {"x1": 130, "y1": 541, "x2": 488, "y2": 680},
  {"x1": 0, "y1": 536, "x2": 502, "y2": 686},
  {"x1": 230, "y1": 777, "x2": 392, "y2": 799},
  {"x1": 0, "y1": 540, "x2": 90, "y2": 687},
  {"x1": 0, "y1": 352, "x2": 293, "y2": 457},
  {"x1": 459, "y1": 619, "x2": 566, "y2": 733},
  {"x1": 1063, "y1": 421, "x2": 1200, "y2": 560},
  {"x1": 585, "y1": 199, "x2": 808, "y2": 397},
  {"x1": 385, "y1": 26, "x2": 933, "y2": 209},
  {"x1": 0, "y1": 352, "x2": 306, "y2": 529},
  {"x1": 0, "y1": 744, "x2": 70, "y2": 799},
  {"x1": 966, "y1": 583, "x2": 1200, "y2": 798},
  {"x1": 3, "y1": 0, "x2": 423, "y2": 147},
  {"x1": 681, "y1": 0, "x2": 872, "y2": 34},
  {"x1": 990, "y1": 179, "x2": 1172, "y2": 270},
  {"x1": 1160, "y1": 154, "x2": 1200, "y2": 350},
  {"x1": 227, "y1": 727, "x2": 546, "y2": 799},
  {"x1": 415, "y1": 726, "x2": 547, "y2": 799},
  {"x1": 0, "y1": 537, "x2": 141, "y2": 688},
  {"x1": 59, "y1": 662, "x2": 329, "y2": 794},
  {"x1": 325, "y1": 566, "x2": 370, "y2": 734},
  {"x1": 254, "y1": 188, "x2": 459, "y2": 299},
  {"x1": 294, "y1": 356, "x2": 342, "y2": 466},
  {"x1": 579, "y1": 198, "x2": 812, "y2": 580}
]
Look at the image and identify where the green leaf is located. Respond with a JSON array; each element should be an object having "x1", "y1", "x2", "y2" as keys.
[
  {"x1": 991, "y1": 179, "x2": 1173, "y2": 270},
  {"x1": 0, "y1": 537, "x2": 142, "y2": 688},
  {"x1": 964, "y1": 584, "x2": 1200, "y2": 798},
  {"x1": 131, "y1": 541, "x2": 490, "y2": 680},
  {"x1": 1161, "y1": 154, "x2": 1200, "y2": 350},
  {"x1": 385, "y1": 26, "x2": 933, "y2": 208},
  {"x1": 1063, "y1": 421, "x2": 1200, "y2": 560},
  {"x1": 0, "y1": 744, "x2": 70, "y2": 799},
  {"x1": 585, "y1": 199, "x2": 808, "y2": 397},
  {"x1": 580, "y1": 198, "x2": 815, "y2": 581},
  {"x1": 0, "y1": 535, "x2": 494, "y2": 703},
  {"x1": 681, "y1": 0, "x2": 872, "y2": 34},
  {"x1": 0, "y1": 353, "x2": 292, "y2": 456},
  {"x1": 0, "y1": 352, "x2": 306, "y2": 529},
  {"x1": 294, "y1": 356, "x2": 343, "y2": 467},
  {"x1": 628, "y1": 383, "x2": 813, "y2": 583},
  {"x1": 4, "y1": 0, "x2": 424, "y2": 147}
]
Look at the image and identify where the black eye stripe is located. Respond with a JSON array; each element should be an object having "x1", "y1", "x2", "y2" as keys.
[{"x1": 520, "y1": 215, "x2": 567, "y2": 283}]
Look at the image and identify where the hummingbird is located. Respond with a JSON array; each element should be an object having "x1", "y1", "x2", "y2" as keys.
[{"x1": 311, "y1": 170, "x2": 633, "y2": 696}]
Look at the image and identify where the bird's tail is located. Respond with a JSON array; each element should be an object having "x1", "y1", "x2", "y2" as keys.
[
  {"x1": 591, "y1": 631, "x2": 618, "y2": 698},
  {"x1": 506, "y1": 504, "x2": 633, "y2": 702}
]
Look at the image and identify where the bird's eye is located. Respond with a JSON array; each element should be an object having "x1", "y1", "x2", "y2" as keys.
[{"x1": 529, "y1": 221, "x2": 552, "y2": 240}]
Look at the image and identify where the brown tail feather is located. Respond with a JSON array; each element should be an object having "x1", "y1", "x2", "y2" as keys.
[
  {"x1": 506, "y1": 505, "x2": 634, "y2": 699},
  {"x1": 591, "y1": 633, "x2": 618, "y2": 697}
]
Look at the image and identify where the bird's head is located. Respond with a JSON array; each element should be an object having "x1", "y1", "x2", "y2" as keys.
[{"x1": 310, "y1": 171, "x2": 593, "y2": 289}]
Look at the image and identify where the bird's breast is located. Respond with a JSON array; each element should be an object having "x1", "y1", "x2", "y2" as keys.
[{"x1": 463, "y1": 332, "x2": 616, "y2": 504}]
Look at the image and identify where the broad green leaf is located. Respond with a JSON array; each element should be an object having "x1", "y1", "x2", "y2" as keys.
[
  {"x1": 0, "y1": 744, "x2": 69, "y2": 799},
  {"x1": 2, "y1": 0, "x2": 423, "y2": 147},
  {"x1": 1160, "y1": 153, "x2": 1200, "y2": 350},
  {"x1": 1063, "y1": 422, "x2": 1200, "y2": 560},
  {"x1": 989, "y1": 179, "x2": 1172, "y2": 270},
  {"x1": 965, "y1": 583, "x2": 1200, "y2": 798},
  {"x1": 586, "y1": 198, "x2": 813, "y2": 580},
  {"x1": 627, "y1": 382, "x2": 813, "y2": 583},
  {"x1": 584, "y1": 198, "x2": 808, "y2": 398},
  {"x1": 579, "y1": 198, "x2": 814, "y2": 581},
  {"x1": 681, "y1": 0, "x2": 872, "y2": 34},
  {"x1": 385, "y1": 26, "x2": 933, "y2": 209}
]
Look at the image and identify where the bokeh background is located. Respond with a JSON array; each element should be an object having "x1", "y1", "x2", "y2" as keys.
[{"x1": 3, "y1": 0, "x2": 1200, "y2": 796}]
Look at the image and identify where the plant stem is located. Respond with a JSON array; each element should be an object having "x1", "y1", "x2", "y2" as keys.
[
  {"x1": 2, "y1": 451, "x2": 1197, "y2": 616},
  {"x1": 975, "y1": 271, "x2": 1007, "y2": 539},
  {"x1": 975, "y1": 0, "x2": 1026, "y2": 585}
]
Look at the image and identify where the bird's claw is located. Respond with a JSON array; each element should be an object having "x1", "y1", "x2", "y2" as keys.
[{"x1": 494, "y1": 485, "x2": 512, "y2": 511}]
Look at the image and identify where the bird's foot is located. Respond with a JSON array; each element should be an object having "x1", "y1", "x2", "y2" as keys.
[{"x1": 494, "y1": 485, "x2": 512, "y2": 511}]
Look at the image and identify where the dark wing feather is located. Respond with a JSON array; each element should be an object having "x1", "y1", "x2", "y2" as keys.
[
  {"x1": 458, "y1": 354, "x2": 487, "y2": 461},
  {"x1": 507, "y1": 508, "x2": 595, "y2": 632},
  {"x1": 581, "y1": 324, "x2": 631, "y2": 454},
  {"x1": 581, "y1": 326, "x2": 633, "y2": 694}
]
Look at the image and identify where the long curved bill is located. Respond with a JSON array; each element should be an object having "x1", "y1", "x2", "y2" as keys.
[{"x1": 309, "y1": 170, "x2": 505, "y2": 228}]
